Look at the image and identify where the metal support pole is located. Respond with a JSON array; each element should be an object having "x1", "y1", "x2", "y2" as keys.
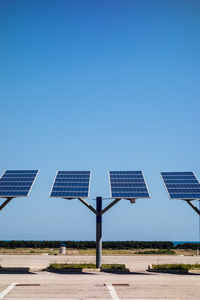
[
  {"x1": 96, "y1": 197, "x2": 102, "y2": 268},
  {"x1": 198, "y1": 200, "x2": 200, "y2": 255},
  {"x1": 78, "y1": 198, "x2": 97, "y2": 215},
  {"x1": 100, "y1": 199, "x2": 121, "y2": 215},
  {"x1": 0, "y1": 198, "x2": 13, "y2": 211},
  {"x1": 187, "y1": 201, "x2": 200, "y2": 216}
]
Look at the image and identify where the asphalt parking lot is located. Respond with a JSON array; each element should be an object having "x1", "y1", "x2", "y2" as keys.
[{"x1": 0, "y1": 255, "x2": 200, "y2": 299}]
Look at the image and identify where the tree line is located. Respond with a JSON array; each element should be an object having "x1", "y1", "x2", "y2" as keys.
[
  {"x1": 0, "y1": 240, "x2": 173, "y2": 249},
  {"x1": 174, "y1": 242, "x2": 200, "y2": 250},
  {"x1": 0, "y1": 240, "x2": 198, "y2": 249}
]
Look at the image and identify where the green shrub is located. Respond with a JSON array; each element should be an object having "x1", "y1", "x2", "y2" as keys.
[
  {"x1": 48, "y1": 263, "x2": 96, "y2": 269},
  {"x1": 48, "y1": 263, "x2": 126, "y2": 270},
  {"x1": 135, "y1": 249, "x2": 175, "y2": 255},
  {"x1": 29, "y1": 250, "x2": 35, "y2": 253},
  {"x1": 102, "y1": 264, "x2": 125, "y2": 270},
  {"x1": 152, "y1": 263, "x2": 200, "y2": 270}
]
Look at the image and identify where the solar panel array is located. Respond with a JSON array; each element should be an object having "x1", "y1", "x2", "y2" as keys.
[
  {"x1": 50, "y1": 171, "x2": 91, "y2": 198},
  {"x1": 109, "y1": 171, "x2": 150, "y2": 199},
  {"x1": 161, "y1": 172, "x2": 200, "y2": 200},
  {"x1": 0, "y1": 170, "x2": 39, "y2": 198}
]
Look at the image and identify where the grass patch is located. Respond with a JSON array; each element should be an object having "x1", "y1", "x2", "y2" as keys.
[
  {"x1": 101, "y1": 264, "x2": 126, "y2": 270},
  {"x1": 78, "y1": 249, "x2": 133, "y2": 255},
  {"x1": 48, "y1": 263, "x2": 96, "y2": 269},
  {"x1": 152, "y1": 263, "x2": 200, "y2": 271},
  {"x1": 48, "y1": 263, "x2": 126, "y2": 270},
  {"x1": 135, "y1": 249, "x2": 175, "y2": 255},
  {"x1": 0, "y1": 248, "x2": 59, "y2": 255},
  {"x1": 102, "y1": 250, "x2": 133, "y2": 255},
  {"x1": 2, "y1": 247, "x2": 195, "y2": 256},
  {"x1": 27, "y1": 249, "x2": 58, "y2": 255}
]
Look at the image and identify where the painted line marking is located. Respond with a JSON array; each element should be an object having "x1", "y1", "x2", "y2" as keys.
[
  {"x1": 106, "y1": 283, "x2": 119, "y2": 300},
  {"x1": 3, "y1": 298, "x2": 182, "y2": 300},
  {"x1": 0, "y1": 283, "x2": 18, "y2": 299}
]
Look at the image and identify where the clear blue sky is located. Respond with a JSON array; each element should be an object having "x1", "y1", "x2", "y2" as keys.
[{"x1": 0, "y1": 0, "x2": 200, "y2": 241}]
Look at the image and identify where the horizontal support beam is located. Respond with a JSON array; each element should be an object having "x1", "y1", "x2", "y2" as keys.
[
  {"x1": 100, "y1": 199, "x2": 121, "y2": 215},
  {"x1": 78, "y1": 198, "x2": 97, "y2": 215},
  {"x1": 0, "y1": 197, "x2": 13, "y2": 212},
  {"x1": 187, "y1": 200, "x2": 200, "y2": 216}
]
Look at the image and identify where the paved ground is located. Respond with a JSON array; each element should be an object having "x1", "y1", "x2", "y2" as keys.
[
  {"x1": 0, "y1": 255, "x2": 200, "y2": 299},
  {"x1": 1, "y1": 254, "x2": 200, "y2": 272}
]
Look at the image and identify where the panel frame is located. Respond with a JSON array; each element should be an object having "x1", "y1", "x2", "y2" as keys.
[
  {"x1": 49, "y1": 171, "x2": 92, "y2": 199},
  {"x1": 160, "y1": 171, "x2": 200, "y2": 201},
  {"x1": 108, "y1": 171, "x2": 150, "y2": 200},
  {"x1": 0, "y1": 170, "x2": 39, "y2": 198}
]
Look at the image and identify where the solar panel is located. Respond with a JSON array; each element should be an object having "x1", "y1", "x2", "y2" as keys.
[
  {"x1": 49, "y1": 171, "x2": 91, "y2": 198},
  {"x1": 109, "y1": 171, "x2": 150, "y2": 199},
  {"x1": 0, "y1": 170, "x2": 39, "y2": 198},
  {"x1": 160, "y1": 172, "x2": 200, "y2": 200}
]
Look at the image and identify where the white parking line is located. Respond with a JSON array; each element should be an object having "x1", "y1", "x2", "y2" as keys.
[
  {"x1": 0, "y1": 283, "x2": 18, "y2": 299},
  {"x1": 106, "y1": 283, "x2": 119, "y2": 300},
  {"x1": 3, "y1": 299, "x2": 186, "y2": 300}
]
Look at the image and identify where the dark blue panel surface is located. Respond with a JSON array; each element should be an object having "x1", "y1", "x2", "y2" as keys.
[
  {"x1": 109, "y1": 171, "x2": 150, "y2": 199},
  {"x1": 0, "y1": 177, "x2": 37, "y2": 182},
  {"x1": 53, "y1": 182, "x2": 89, "y2": 187},
  {"x1": 49, "y1": 171, "x2": 91, "y2": 198},
  {"x1": 56, "y1": 171, "x2": 90, "y2": 175},
  {"x1": 110, "y1": 174, "x2": 144, "y2": 179},
  {"x1": 56, "y1": 175, "x2": 90, "y2": 179},
  {"x1": 164, "y1": 179, "x2": 199, "y2": 184},
  {"x1": 0, "y1": 181, "x2": 34, "y2": 187},
  {"x1": 55, "y1": 178, "x2": 89, "y2": 183},
  {"x1": 110, "y1": 178, "x2": 145, "y2": 182},
  {"x1": 51, "y1": 191, "x2": 88, "y2": 197},
  {"x1": 160, "y1": 171, "x2": 200, "y2": 200},
  {"x1": 0, "y1": 170, "x2": 39, "y2": 198},
  {"x1": 52, "y1": 187, "x2": 89, "y2": 192},
  {"x1": 161, "y1": 172, "x2": 194, "y2": 176},
  {"x1": 110, "y1": 171, "x2": 142, "y2": 175},
  {"x1": 112, "y1": 192, "x2": 150, "y2": 198}
]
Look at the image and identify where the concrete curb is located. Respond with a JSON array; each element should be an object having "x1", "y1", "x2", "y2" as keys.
[
  {"x1": 0, "y1": 267, "x2": 32, "y2": 273},
  {"x1": 43, "y1": 267, "x2": 130, "y2": 273},
  {"x1": 147, "y1": 265, "x2": 200, "y2": 274}
]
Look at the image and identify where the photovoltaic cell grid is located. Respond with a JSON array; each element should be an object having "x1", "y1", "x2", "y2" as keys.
[
  {"x1": 50, "y1": 171, "x2": 91, "y2": 198},
  {"x1": 109, "y1": 171, "x2": 150, "y2": 199},
  {"x1": 0, "y1": 170, "x2": 39, "y2": 197},
  {"x1": 161, "y1": 172, "x2": 200, "y2": 200}
]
